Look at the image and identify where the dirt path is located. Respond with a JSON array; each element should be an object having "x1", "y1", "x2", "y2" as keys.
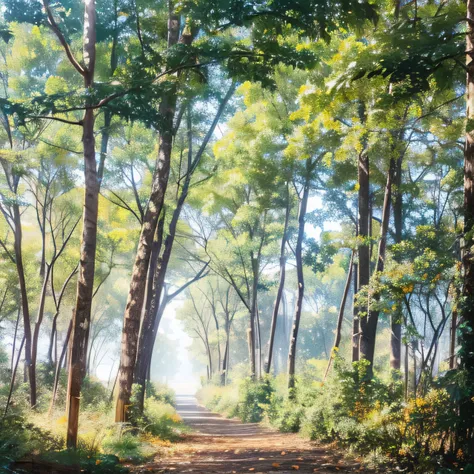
[{"x1": 137, "y1": 395, "x2": 364, "y2": 474}]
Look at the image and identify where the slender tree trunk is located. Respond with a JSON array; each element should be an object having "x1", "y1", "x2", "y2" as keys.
[
  {"x1": 11, "y1": 308, "x2": 20, "y2": 372},
  {"x1": 362, "y1": 157, "x2": 396, "y2": 372},
  {"x1": 288, "y1": 167, "x2": 311, "y2": 393},
  {"x1": 222, "y1": 329, "x2": 230, "y2": 385},
  {"x1": 66, "y1": 0, "x2": 98, "y2": 447},
  {"x1": 450, "y1": 304, "x2": 458, "y2": 370},
  {"x1": 390, "y1": 152, "x2": 404, "y2": 371},
  {"x1": 49, "y1": 320, "x2": 72, "y2": 415},
  {"x1": 47, "y1": 315, "x2": 57, "y2": 366},
  {"x1": 404, "y1": 340, "x2": 409, "y2": 400},
  {"x1": 134, "y1": 292, "x2": 168, "y2": 412},
  {"x1": 4, "y1": 336, "x2": 25, "y2": 418},
  {"x1": 255, "y1": 304, "x2": 262, "y2": 378},
  {"x1": 109, "y1": 368, "x2": 119, "y2": 403},
  {"x1": 356, "y1": 103, "x2": 371, "y2": 369},
  {"x1": 115, "y1": 11, "x2": 180, "y2": 423},
  {"x1": 133, "y1": 83, "x2": 234, "y2": 411},
  {"x1": 31, "y1": 265, "x2": 52, "y2": 402},
  {"x1": 13, "y1": 204, "x2": 34, "y2": 406},
  {"x1": 249, "y1": 257, "x2": 259, "y2": 378},
  {"x1": 324, "y1": 251, "x2": 354, "y2": 381},
  {"x1": 352, "y1": 259, "x2": 359, "y2": 362},
  {"x1": 265, "y1": 185, "x2": 290, "y2": 374}
]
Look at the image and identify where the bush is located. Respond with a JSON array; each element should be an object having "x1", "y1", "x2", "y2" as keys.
[
  {"x1": 102, "y1": 431, "x2": 144, "y2": 463},
  {"x1": 0, "y1": 414, "x2": 63, "y2": 470},
  {"x1": 300, "y1": 359, "x2": 404, "y2": 447},
  {"x1": 43, "y1": 449, "x2": 128, "y2": 474},
  {"x1": 129, "y1": 384, "x2": 185, "y2": 441},
  {"x1": 197, "y1": 383, "x2": 240, "y2": 417},
  {"x1": 234, "y1": 377, "x2": 274, "y2": 423},
  {"x1": 266, "y1": 395, "x2": 305, "y2": 432},
  {"x1": 82, "y1": 376, "x2": 111, "y2": 408},
  {"x1": 146, "y1": 381, "x2": 175, "y2": 406},
  {"x1": 143, "y1": 398, "x2": 186, "y2": 441},
  {"x1": 198, "y1": 377, "x2": 275, "y2": 423}
]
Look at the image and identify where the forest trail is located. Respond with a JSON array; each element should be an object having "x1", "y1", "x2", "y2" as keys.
[{"x1": 137, "y1": 395, "x2": 364, "y2": 474}]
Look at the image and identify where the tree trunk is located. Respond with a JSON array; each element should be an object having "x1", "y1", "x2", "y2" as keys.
[
  {"x1": 265, "y1": 184, "x2": 290, "y2": 374},
  {"x1": 49, "y1": 320, "x2": 72, "y2": 415},
  {"x1": 324, "y1": 251, "x2": 354, "y2": 381},
  {"x1": 255, "y1": 303, "x2": 262, "y2": 378},
  {"x1": 459, "y1": 1, "x2": 474, "y2": 456},
  {"x1": 31, "y1": 265, "x2": 52, "y2": 404},
  {"x1": 115, "y1": 11, "x2": 180, "y2": 423},
  {"x1": 222, "y1": 331, "x2": 230, "y2": 385},
  {"x1": 134, "y1": 86, "x2": 234, "y2": 411},
  {"x1": 288, "y1": 166, "x2": 311, "y2": 393},
  {"x1": 362, "y1": 157, "x2": 396, "y2": 372},
  {"x1": 134, "y1": 292, "x2": 168, "y2": 412},
  {"x1": 11, "y1": 308, "x2": 20, "y2": 372},
  {"x1": 47, "y1": 316, "x2": 57, "y2": 367},
  {"x1": 356, "y1": 104, "x2": 371, "y2": 368},
  {"x1": 249, "y1": 257, "x2": 259, "y2": 378},
  {"x1": 390, "y1": 152, "x2": 404, "y2": 370},
  {"x1": 4, "y1": 335, "x2": 25, "y2": 418},
  {"x1": 13, "y1": 203, "x2": 34, "y2": 406},
  {"x1": 449, "y1": 304, "x2": 458, "y2": 370},
  {"x1": 352, "y1": 259, "x2": 359, "y2": 362},
  {"x1": 66, "y1": 0, "x2": 98, "y2": 447}
]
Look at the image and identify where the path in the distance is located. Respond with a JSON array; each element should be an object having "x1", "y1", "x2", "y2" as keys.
[{"x1": 139, "y1": 395, "x2": 364, "y2": 474}]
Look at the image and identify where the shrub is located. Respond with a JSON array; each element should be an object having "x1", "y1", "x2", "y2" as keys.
[
  {"x1": 143, "y1": 397, "x2": 186, "y2": 441},
  {"x1": 82, "y1": 376, "x2": 111, "y2": 408},
  {"x1": 198, "y1": 377, "x2": 275, "y2": 423},
  {"x1": 196, "y1": 383, "x2": 240, "y2": 417},
  {"x1": 0, "y1": 414, "x2": 64, "y2": 470},
  {"x1": 102, "y1": 431, "x2": 144, "y2": 463},
  {"x1": 267, "y1": 396, "x2": 305, "y2": 433},
  {"x1": 43, "y1": 449, "x2": 128, "y2": 474},
  {"x1": 235, "y1": 376, "x2": 274, "y2": 423},
  {"x1": 146, "y1": 381, "x2": 175, "y2": 406},
  {"x1": 129, "y1": 384, "x2": 185, "y2": 441}
]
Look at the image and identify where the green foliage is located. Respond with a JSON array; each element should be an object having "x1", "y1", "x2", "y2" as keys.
[
  {"x1": 199, "y1": 377, "x2": 275, "y2": 423},
  {"x1": 43, "y1": 450, "x2": 128, "y2": 474},
  {"x1": 129, "y1": 384, "x2": 185, "y2": 441},
  {"x1": 0, "y1": 414, "x2": 63, "y2": 470},
  {"x1": 265, "y1": 395, "x2": 305, "y2": 433},
  {"x1": 145, "y1": 381, "x2": 176, "y2": 407},
  {"x1": 235, "y1": 377, "x2": 275, "y2": 423},
  {"x1": 81, "y1": 376, "x2": 111, "y2": 409},
  {"x1": 102, "y1": 432, "x2": 144, "y2": 464}
]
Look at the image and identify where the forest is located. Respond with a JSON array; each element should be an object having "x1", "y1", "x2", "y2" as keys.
[{"x1": 0, "y1": 0, "x2": 473, "y2": 473}]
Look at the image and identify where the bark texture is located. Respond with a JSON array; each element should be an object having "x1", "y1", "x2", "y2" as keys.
[
  {"x1": 65, "y1": 0, "x2": 98, "y2": 447},
  {"x1": 363, "y1": 156, "x2": 396, "y2": 371},
  {"x1": 265, "y1": 184, "x2": 290, "y2": 374},
  {"x1": 115, "y1": 10, "x2": 180, "y2": 423},
  {"x1": 459, "y1": 1, "x2": 474, "y2": 456},
  {"x1": 288, "y1": 162, "x2": 311, "y2": 392},
  {"x1": 324, "y1": 251, "x2": 354, "y2": 380},
  {"x1": 356, "y1": 136, "x2": 370, "y2": 366}
]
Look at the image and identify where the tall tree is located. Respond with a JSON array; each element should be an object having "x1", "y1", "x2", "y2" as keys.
[
  {"x1": 460, "y1": 0, "x2": 474, "y2": 457},
  {"x1": 115, "y1": 7, "x2": 183, "y2": 422},
  {"x1": 287, "y1": 158, "x2": 312, "y2": 393}
]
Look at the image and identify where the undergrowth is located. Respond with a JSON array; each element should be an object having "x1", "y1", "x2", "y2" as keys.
[
  {"x1": 197, "y1": 358, "x2": 473, "y2": 473},
  {"x1": 0, "y1": 370, "x2": 182, "y2": 473}
]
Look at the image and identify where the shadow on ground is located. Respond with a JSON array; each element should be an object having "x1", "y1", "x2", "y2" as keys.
[{"x1": 134, "y1": 395, "x2": 365, "y2": 474}]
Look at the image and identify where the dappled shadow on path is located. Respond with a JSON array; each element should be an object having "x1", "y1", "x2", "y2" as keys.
[{"x1": 135, "y1": 395, "x2": 364, "y2": 474}]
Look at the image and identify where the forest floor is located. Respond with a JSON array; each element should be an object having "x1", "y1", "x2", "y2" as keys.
[{"x1": 134, "y1": 395, "x2": 366, "y2": 474}]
